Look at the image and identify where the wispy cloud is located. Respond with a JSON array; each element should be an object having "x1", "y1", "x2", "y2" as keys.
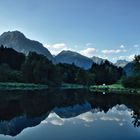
[
  {"x1": 112, "y1": 56, "x2": 127, "y2": 61},
  {"x1": 44, "y1": 42, "x2": 98, "y2": 57},
  {"x1": 128, "y1": 54, "x2": 135, "y2": 61},
  {"x1": 112, "y1": 54, "x2": 135, "y2": 61},
  {"x1": 80, "y1": 48, "x2": 97, "y2": 57},
  {"x1": 120, "y1": 45, "x2": 125, "y2": 49},
  {"x1": 133, "y1": 44, "x2": 139, "y2": 48},
  {"x1": 102, "y1": 49, "x2": 126, "y2": 55},
  {"x1": 86, "y1": 43, "x2": 93, "y2": 47},
  {"x1": 44, "y1": 43, "x2": 73, "y2": 55}
]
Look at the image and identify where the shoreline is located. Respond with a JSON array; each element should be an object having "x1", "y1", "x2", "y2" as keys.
[
  {"x1": 89, "y1": 84, "x2": 140, "y2": 94},
  {"x1": 0, "y1": 83, "x2": 140, "y2": 94},
  {"x1": 0, "y1": 82, "x2": 48, "y2": 91}
]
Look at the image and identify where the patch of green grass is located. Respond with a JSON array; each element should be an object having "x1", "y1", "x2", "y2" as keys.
[
  {"x1": 90, "y1": 83, "x2": 124, "y2": 89},
  {"x1": 90, "y1": 83, "x2": 140, "y2": 94},
  {"x1": 0, "y1": 82, "x2": 48, "y2": 90},
  {"x1": 61, "y1": 83, "x2": 86, "y2": 89},
  {"x1": 108, "y1": 84, "x2": 124, "y2": 89}
]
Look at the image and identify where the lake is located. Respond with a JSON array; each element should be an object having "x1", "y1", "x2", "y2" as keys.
[{"x1": 0, "y1": 89, "x2": 140, "y2": 140}]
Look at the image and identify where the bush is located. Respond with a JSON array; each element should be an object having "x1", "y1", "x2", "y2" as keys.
[
  {"x1": 122, "y1": 75, "x2": 140, "y2": 88},
  {"x1": 0, "y1": 64, "x2": 23, "y2": 82}
]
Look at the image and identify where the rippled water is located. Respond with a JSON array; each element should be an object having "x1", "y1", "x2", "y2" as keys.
[{"x1": 0, "y1": 89, "x2": 140, "y2": 140}]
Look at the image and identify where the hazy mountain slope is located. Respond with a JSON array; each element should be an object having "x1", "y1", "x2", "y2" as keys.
[
  {"x1": 123, "y1": 62, "x2": 134, "y2": 76},
  {"x1": 55, "y1": 50, "x2": 94, "y2": 69},
  {"x1": 115, "y1": 60, "x2": 129, "y2": 68},
  {"x1": 91, "y1": 56, "x2": 106, "y2": 64}
]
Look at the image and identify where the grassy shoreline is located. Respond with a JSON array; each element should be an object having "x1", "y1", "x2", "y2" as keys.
[
  {"x1": 0, "y1": 82, "x2": 48, "y2": 90},
  {"x1": 0, "y1": 82, "x2": 139, "y2": 94},
  {"x1": 89, "y1": 84, "x2": 140, "y2": 94}
]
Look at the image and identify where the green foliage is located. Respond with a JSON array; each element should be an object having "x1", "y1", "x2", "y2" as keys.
[
  {"x1": 21, "y1": 52, "x2": 62, "y2": 86},
  {"x1": 58, "y1": 63, "x2": 95, "y2": 86},
  {"x1": 122, "y1": 75, "x2": 140, "y2": 88},
  {"x1": 58, "y1": 63, "x2": 80, "y2": 83},
  {"x1": 0, "y1": 64, "x2": 23, "y2": 82},
  {"x1": 75, "y1": 70, "x2": 95, "y2": 86},
  {"x1": 90, "y1": 60, "x2": 123, "y2": 85},
  {"x1": 0, "y1": 45, "x2": 25, "y2": 70},
  {"x1": 134, "y1": 55, "x2": 140, "y2": 72},
  {"x1": 0, "y1": 45, "x2": 126, "y2": 87},
  {"x1": 121, "y1": 55, "x2": 140, "y2": 88}
]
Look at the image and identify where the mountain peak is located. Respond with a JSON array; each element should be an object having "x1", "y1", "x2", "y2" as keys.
[
  {"x1": 55, "y1": 50, "x2": 93, "y2": 69},
  {"x1": 91, "y1": 56, "x2": 106, "y2": 65},
  {"x1": 116, "y1": 59, "x2": 128, "y2": 63},
  {"x1": 0, "y1": 30, "x2": 54, "y2": 61},
  {"x1": 115, "y1": 59, "x2": 129, "y2": 68},
  {"x1": 60, "y1": 50, "x2": 79, "y2": 54},
  {"x1": 1, "y1": 30, "x2": 25, "y2": 39}
]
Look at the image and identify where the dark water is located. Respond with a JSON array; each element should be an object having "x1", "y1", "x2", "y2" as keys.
[{"x1": 0, "y1": 89, "x2": 140, "y2": 140}]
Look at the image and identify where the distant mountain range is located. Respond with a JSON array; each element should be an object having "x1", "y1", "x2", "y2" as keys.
[
  {"x1": 91, "y1": 56, "x2": 106, "y2": 65},
  {"x1": 114, "y1": 60, "x2": 129, "y2": 68},
  {"x1": 0, "y1": 30, "x2": 132, "y2": 70}
]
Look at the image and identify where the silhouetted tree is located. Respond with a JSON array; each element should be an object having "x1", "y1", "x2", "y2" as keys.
[
  {"x1": 0, "y1": 45, "x2": 25, "y2": 70},
  {"x1": 21, "y1": 52, "x2": 61, "y2": 86},
  {"x1": 122, "y1": 55, "x2": 140, "y2": 88},
  {"x1": 90, "y1": 60, "x2": 123, "y2": 85}
]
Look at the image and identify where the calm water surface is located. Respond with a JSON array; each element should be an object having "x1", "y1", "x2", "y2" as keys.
[{"x1": 0, "y1": 89, "x2": 140, "y2": 140}]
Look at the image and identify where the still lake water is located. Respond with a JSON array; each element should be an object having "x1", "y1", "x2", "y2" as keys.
[{"x1": 0, "y1": 89, "x2": 140, "y2": 140}]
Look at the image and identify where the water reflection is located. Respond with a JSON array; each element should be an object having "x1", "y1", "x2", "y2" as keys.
[
  {"x1": 42, "y1": 104, "x2": 132, "y2": 127},
  {"x1": 0, "y1": 89, "x2": 139, "y2": 139}
]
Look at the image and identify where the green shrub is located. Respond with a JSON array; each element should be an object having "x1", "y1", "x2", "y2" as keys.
[{"x1": 122, "y1": 75, "x2": 140, "y2": 88}]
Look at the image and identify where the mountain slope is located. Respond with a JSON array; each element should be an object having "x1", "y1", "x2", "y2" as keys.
[
  {"x1": 55, "y1": 50, "x2": 94, "y2": 69},
  {"x1": 91, "y1": 56, "x2": 106, "y2": 64},
  {"x1": 0, "y1": 31, "x2": 54, "y2": 61},
  {"x1": 123, "y1": 62, "x2": 134, "y2": 76},
  {"x1": 115, "y1": 60, "x2": 129, "y2": 68}
]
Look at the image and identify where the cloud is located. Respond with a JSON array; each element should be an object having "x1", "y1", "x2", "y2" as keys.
[
  {"x1": 44, "y1": 43, "x2": 69, "y2": 55},
  {"x1": 41, "y1": 104, "x2": 132, "y2": 128},
  {"x1": 112, "y1": 55, "x2": 135, "y2": 61},
  {"x1": 112, "y1": 55, "x2": 129, "y2": 61},
  {"x1": 44, "y1": 42, "x2": 98, "y2": 57},
  {"x1": 52, "y1": 43, "x2": 67, "y2": 50},
  {"x1": 120, "y1": 45, "x2": 125, "y2": 49},
  {"x1": 128, "y1": 54, "x2": 135, "y2": 61},
  {"x1": 77, "y1": 104, "x2": 131, "y2": 125},
  {"x1": 86, "y1": 43, "x2": 93, "y2": 47},
  {"x1": 100, "y1": 116, "x2": 120, "y2": 122},
  {"x1": 102, "y1": 49, "x2": 126, "y2": 55},
  {"x1": 95, "y1": 55, "x2": 109, "y2": 60},
  {"x1": 133, "y1": 44, "x2": 139, "y2": 48},
  {"x1": 80, "y1": 48, "x2": 97, "y2": 57},
  {"x1": 77, "y1": 112, "x2": 95, "y2": 122},
  {"x1": 113, "y1": 56, "x2": 126, "y2": 60}
]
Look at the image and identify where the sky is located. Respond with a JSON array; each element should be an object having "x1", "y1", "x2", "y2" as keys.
[{"x1": 0, "y1": 0, "x2": 140, "y2": 62}]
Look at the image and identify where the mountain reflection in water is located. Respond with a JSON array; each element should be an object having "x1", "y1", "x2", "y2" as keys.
[{"x1": 0, "y1": 89, "x2": 139, "y2": 140}]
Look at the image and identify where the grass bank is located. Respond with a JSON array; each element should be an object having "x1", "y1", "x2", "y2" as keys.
[
  {"x1": 90, "y1": 83, "x2": 140, "y2": 94},
  {"x1": 61, "y1": 83, "x2": 87, "y2": 89},
  {"x1": 0, "y1": 82, "x2": 48, "y2": 90},
  {"x1": 0, "y1": 82, "x2": 140, "y2": 94}
]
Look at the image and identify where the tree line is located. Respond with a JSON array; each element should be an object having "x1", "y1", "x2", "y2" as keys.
[
  {"x1": 0, "y1": 45, "x2": 124, "y2": 86},
  {"x1": 122, "y1": 55, "x2": 140, "y2": 88}
]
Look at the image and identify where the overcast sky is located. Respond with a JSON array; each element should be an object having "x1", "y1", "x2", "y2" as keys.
[{"x1": 0, "y1": 0, "x2": 140, "y2": 62}]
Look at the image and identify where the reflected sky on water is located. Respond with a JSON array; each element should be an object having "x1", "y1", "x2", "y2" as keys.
[{"x1": 0, "y1": 89, "x2": 139, "y2": 140}]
